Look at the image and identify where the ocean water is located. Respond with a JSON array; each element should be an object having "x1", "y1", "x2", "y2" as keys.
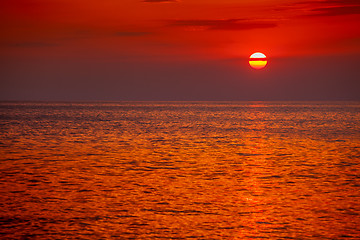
[{"x1": 0, "y1": 101, "x2": 360, "y2": 239}]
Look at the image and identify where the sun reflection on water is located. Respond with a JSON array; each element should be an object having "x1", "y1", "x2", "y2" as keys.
[{"x1": 1, "y1": 102, "x2": 360, "y2": 239}]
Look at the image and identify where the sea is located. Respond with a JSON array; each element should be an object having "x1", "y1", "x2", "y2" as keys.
[{"x1": 1, "y1": 101, "x2": 360, "y2": 239}]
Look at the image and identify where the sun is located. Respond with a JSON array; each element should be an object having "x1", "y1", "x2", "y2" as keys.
[{"x1": 249, "y1": 52, "x2": 267, "y2": 70}]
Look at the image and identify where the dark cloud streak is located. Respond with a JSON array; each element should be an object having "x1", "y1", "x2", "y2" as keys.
[
  {"x1": 278, "y1": 0, "x2": 360, "y2": 17},
  {"x1": 115, "y1": 31, "x2": 153, "y2": 37},
  {"x1": 143, "y1": 0, "x2": 177, "y2": 3},
  {"x1": 307, "y1": 5, "x2": 360, "y2": 17},
  {"x1": 5, "y1": 42, "x2": 59, "y2": 48},
  {"x1": 169, "y1": 19, "x2": 277, "y2": 31}
]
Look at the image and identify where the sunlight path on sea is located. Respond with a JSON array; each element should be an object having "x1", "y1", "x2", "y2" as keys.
[{"x1": 1, "y1": 102, "x2": 360, "y2": 239}]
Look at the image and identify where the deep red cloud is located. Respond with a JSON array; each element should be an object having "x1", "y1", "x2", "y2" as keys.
[
  {"x1": 169, "y1": 19, "x2": 277, "y2": 31},
  {"x1": 277, "y1": 0, "x2": 360, "y2": 17},
  {"x1": 143, "y1": 0, "x2": 178, "y2": 3}
]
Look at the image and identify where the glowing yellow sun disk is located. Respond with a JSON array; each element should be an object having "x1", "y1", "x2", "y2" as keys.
[{"x1": 249, "y1": 52, "x2": 267, "y2": 69}]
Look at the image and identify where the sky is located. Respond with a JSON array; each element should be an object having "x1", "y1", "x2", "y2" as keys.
[{"x1": 1, "y1": 0, "x2": 359, "y2": 101}]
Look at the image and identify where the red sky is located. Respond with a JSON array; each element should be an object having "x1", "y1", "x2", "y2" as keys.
[{"x1": 1, "y1": 0, "x2": 360, "y2": 100}]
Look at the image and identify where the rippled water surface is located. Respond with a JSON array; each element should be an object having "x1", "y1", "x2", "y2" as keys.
[{"x1": 1, "y1": 102, "x2": 360, "y2": 239}]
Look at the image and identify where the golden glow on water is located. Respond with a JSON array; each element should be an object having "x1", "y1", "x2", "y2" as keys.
[{"x1": 1, "y1": 102, "x2": 360, "y2": 239}]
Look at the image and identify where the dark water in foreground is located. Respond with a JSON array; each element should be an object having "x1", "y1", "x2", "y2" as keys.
[{"x1": 1, "y1": 102, "x2": 360, "y2": 239}]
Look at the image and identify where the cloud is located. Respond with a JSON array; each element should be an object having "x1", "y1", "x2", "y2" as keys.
[
  {"x1": 279, "y1": 0, "x2": 360, "y2": 17},
  {"x1": 307, "y1": 5, "x2": 360, "y2": 17},
  {"x1": 115, "y1": 31, "x2": 153, "y2": 37},
  {"x1": 143, "y1": 0, "x2": 178, "y2": 3},
  {"x1": 323, "y1": 0, "x2": 359, "y2": 5},
  {"x1": 169, "y1": 19, "x2": 277, "y2": 31},
  {"x1": 6, "y1": 42, "x2": 58, "y2": 48},
  {"x1": 3, "y1": 31, "x2": 152, "y2": 49}
]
